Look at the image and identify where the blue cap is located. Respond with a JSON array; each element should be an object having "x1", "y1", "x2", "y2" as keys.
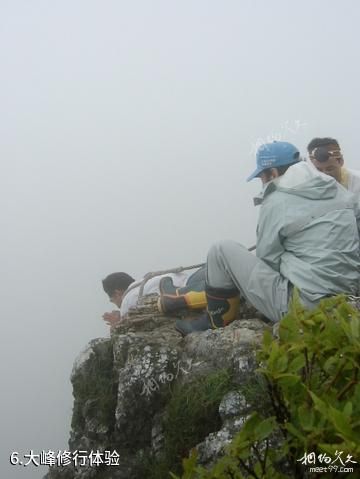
[{"x1": 247, "y1": 141, "x2": 300, "y2": 182}]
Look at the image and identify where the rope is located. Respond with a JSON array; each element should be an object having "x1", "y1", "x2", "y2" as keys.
[{"x1": 123, "y1": 244, "x2": 256, "y2": 305}]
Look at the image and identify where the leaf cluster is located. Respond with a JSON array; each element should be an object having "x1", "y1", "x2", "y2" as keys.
[{"x1": 173, "y1": 295, "x2": 360, "y2": 478}]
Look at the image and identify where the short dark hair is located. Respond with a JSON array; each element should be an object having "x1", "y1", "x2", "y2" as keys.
[
  {"x1": 262, "y1": 161, "x2": 299, "y2": 178},
  {"x1": 102, "y1": 272, "x2": 135, "y2": 296},
  {"x1": 307, "y1": 137, "x2": 340, "y2": 153}
]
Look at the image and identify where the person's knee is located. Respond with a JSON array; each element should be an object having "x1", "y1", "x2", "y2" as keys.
[{"x1": 207, "y1": 240, "x2": 246, "y2": 263}]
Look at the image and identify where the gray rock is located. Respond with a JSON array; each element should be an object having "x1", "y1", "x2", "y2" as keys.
[
  {"x1": 219, "y1": 390, "x2": 250, "y2": 420},
  {"x1": 45, "y1": 303, "x2": 270, "y2": 479}
]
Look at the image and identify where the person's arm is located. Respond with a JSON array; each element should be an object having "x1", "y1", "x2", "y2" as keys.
[
  {"x1": 346, "y1": 172, "x2": 360, "y2": 241},
  {"x1": 354, "y1": 199, "x2": 360, "y2": 250},
  {"x1": 256, "y1": 199, "x2": 285, "y2": 272},
  {"x1": 348, "y1": 169, "x2": 360, "y2": 200},
  {"x1": 354, "y1": 199, "x2": 360, "y2": 295}
]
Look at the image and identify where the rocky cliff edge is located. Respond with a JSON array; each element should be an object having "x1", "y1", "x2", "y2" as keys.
[{"x1": 44, "y1": 295, "x2": 271, "y2": 479}]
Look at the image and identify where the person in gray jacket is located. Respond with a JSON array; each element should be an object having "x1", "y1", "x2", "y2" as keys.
[{"x1": 176, "y1": 141, "x2": 360, "y2": 335}]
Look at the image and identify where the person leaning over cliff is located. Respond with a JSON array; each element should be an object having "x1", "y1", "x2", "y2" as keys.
[
  {"x1": 102, "y1": 267, "x2": 206, "y2": 329},
  {"x1": 102, "y1": 272, "x2": 135, "y2": 329},
  {"x1": 307, "y1": 137, "x2": 360, "y2": 198},
  {"x1": 175, "y1": 141, "x2": 360, "y2": 335}
]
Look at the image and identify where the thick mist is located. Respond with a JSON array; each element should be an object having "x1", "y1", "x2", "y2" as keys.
[{"x1": 1, "y1": 1, "x2": 359, "y2": 477}]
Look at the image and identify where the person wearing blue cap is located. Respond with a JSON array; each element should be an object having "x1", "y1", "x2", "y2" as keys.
[{"x1": 176, "y1": 141, "x2": 360, "y2": 335}]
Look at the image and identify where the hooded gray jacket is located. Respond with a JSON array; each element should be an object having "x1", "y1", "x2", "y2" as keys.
[{"x1": 256, "y1": 162, "x2": 360, "y2": 305}]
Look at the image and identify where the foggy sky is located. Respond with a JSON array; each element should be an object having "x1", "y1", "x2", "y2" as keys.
[{"x1": 1, "y1": 1, "x2": 359, "y2": 478}]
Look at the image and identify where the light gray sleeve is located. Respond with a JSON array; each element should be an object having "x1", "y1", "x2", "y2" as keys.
[
  {"x1": 355, "y1": 200, "x2": 360, "y2": 250},
  {"x1": 256, "y1": 200, "x2": 285, "y2": 272},
  {"x1": 355, "y1": 201, "x2": 360, "y2": 294}
]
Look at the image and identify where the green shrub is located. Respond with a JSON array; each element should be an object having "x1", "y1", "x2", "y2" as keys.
[
  {"x1": 139, "y1": 369, "x2": 236, "y2": 478},
  {"x1": 71, "y1": 340, "x2": 118, "y2": 435},
  {"x1": 173, "y1": 295, "x2": 360, "y2": 478}
]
